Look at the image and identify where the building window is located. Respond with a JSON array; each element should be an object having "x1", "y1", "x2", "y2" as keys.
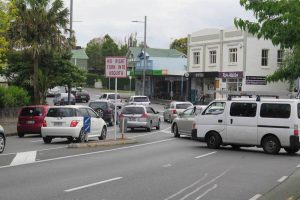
[
  {"x1": 277, "y1": 50, "x2": 284, "y2": 65},
  {"x1": 209, "y1": 50, "x2": 217, "y2": 64},
  {"x1": 261, "y1": 49, "x2": 269, "y2": 66},
  {"x1": 229, "y1": 48, "x2": 237, "y2": 63},
  {"x1": 193, "y1": 52, "x2": 200, "y2": 65}
]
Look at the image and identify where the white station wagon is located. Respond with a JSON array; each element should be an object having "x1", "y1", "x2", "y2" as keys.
[{"x1": 41, "y1": 105, "x2": 107, "y2": 143}]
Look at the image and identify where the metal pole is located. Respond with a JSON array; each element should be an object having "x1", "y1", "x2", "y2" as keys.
[
  {"x1": 129, "y1": 76, "x2": 132, "y2": 92},
  {"x1": 114, "y1": 78, "x2": 117, "y2": 140},
  {"x1": 142, "y1": 16, "x2": 147, "y2": 96},
  {"x1": 70, "y1": 0, "x2": 73, "y2": 38}
]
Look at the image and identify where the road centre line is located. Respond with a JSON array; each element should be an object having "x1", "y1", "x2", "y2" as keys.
[
  {"x1": 10, "y1": 151, "x2": 37, "y2": 166},
  {"x1": 0, "y1": 138, "x2": 175, "y2": 169},
  {"x1": 195, "y1": 151, "x2": 217, "y2": 159},
  {"x1": 249, "y1": 194, "x2": 262, "y2": 200},
  {"x1": 64, "y1": 177, "x2": 123, "y2": 192},
  {"x1": 194, "y1": 184, "x2": 218, "y2": 200},
  {"x1": 164, "y1": 174, "x2": 208, "y2": 200},
  {"x1": 277, "y1": 176, "x2": 288, "y2": 183}
]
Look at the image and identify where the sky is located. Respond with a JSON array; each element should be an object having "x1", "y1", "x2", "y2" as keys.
[{"x1": 63, "y1": 0, "x2": 255, "y2": 49}]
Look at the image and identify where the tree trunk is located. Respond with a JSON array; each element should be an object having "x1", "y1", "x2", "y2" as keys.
[
  {"x1": 68, "y1": 84, "x2": 71, "y2": 105},
  {"x1": 33, "y1": 55, "x2": 40, "y2": 104}
]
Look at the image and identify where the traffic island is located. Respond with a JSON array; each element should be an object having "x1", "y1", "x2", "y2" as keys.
[{"x1": 68, "y1": 138, "x2": 137, "y2": 148}]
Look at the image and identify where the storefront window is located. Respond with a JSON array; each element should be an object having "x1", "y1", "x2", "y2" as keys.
[{"x1": 226, "y1": 79, "x2": 242, "y2": 92}]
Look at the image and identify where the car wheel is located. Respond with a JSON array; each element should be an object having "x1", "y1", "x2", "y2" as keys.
[
  {"x1": 99, "y1": 126, "x2": 107, "y2": 140},
  {"x1": 284, "y1": 147, "x2": 299, "y2": 154},
  {"x1": 43, "y1": 137, "x2": 52, "y2": 144},
  {"x1": 206, "y1": 132, "x2": 222, "y2": 149},
  {"x1": 262, "y1": 136, "x2": 281, "y2": 154},
  {"x1": 95, "y1": 108, "x2": 104, "y2": 118},
  {"x1": 18, "y1": 132, "x2": 24, "y2": 138},
  {"x1": 156, "y1": 120, "x2": 160, "y2": 130},
  {"x1": 77, "y1": 129, "x2": 86, "y2": 143},
  {"x1": 0, "y1": 134, "x2": 5, "y2": 153},
  {"x1": 173, "y1": 124, "x2": 180, "y2": 138},
  {"x1": 147, "y1": 122, "x2": 152, "y2": 132}
]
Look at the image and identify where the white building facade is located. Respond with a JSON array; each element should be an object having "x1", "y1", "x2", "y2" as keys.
[{"x1": 188, "y1": 28, "x2": 288, "y2": 101}]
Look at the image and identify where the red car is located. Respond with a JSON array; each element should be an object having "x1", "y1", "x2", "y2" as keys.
[{"x1": 17, "y1": 105, "x2": 49, "y2": 137}]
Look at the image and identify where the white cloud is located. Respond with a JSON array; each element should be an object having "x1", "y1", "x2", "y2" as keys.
[{"x1": 64, "y1": 0, "x2": 255, "y2": 48}]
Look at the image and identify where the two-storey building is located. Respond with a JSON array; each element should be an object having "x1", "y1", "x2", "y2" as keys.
[{"x1": 188, "y1": 27, "x2": 288, "y2": 102}]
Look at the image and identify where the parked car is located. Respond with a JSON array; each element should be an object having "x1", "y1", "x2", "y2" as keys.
[
  {"x1": 192, "y1": 96, "x2": 300, "y2": 154},
  {"x1": 100, "y1": 93, "x2": 123, "y2": 109},
  {"x1": 46, "y1": 86, "x2": 60, "y2": 97},
  {"x1": 53, "y1": 93, "x2": 76, "y2": 105},
  {"x1": 163, "y1": 101, "x2": 193, "y2": 123},
  {"x1": 88, "y1": 100, "x2": 117, "y2": 126},
  {"x1": 127, "y1": 96, "x2": 151, "y2": 106},
  {"x1": 171, "y1": 105, "x2": 207, "y2": 137},
  {"x1": 0, "y1": 125, "x2": 6, "y2": 153},
  {"x1": 17, "y1": 105, "x2": 49, "y2": 137},
  {"x1": 41, "y1": 105, "x2": 107, "y2": 143},
  {"x1": 75, "y1": 91, "x2": 90, "y2": 103},
  {"x1": 119, "y1": 105, "x2": 160, "y2": 132}
]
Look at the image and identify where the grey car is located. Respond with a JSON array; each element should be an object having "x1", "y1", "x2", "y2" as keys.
[
  {"x1": 53, "y1": 93, "x2": 76, "y2": 105},
  {"x1": 163, "y1": 101, "x2": 193, "y2": 123},
  {"x1": 119, "y1": 105, "x2": 160, "y2": 132},
  {"x1": 0, "y1": 125, "x2": 6, "y2": 153},
  {"x1": 171, "y1": 105, "x2": 206, "y2": 137}
]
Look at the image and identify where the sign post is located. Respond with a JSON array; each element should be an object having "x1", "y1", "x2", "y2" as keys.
[{"x1": 105, "y1": 57, "x2": 127, "y2": 140}]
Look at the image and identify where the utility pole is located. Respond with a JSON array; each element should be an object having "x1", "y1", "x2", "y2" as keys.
[{"x1": 142, "y1": 16, "x2": 147, "y2": 96}]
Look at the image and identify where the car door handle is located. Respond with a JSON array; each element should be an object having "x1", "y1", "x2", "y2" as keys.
[
  {"x1": 230, "y1": 119, "x2": 233, "y2": 124},
  {"x1": 218, "y1": 119, "x2": 222, "y2": 123}
]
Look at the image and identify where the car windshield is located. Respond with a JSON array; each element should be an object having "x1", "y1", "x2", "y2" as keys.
[
  {"x1": 122, "y1": 107, "x2": 144, "y2": 114},
  {"x1": 134, "y1": 97, "x2": 149, "y2": 102},
  {"x1": 20, "y1": 107, "x2": 44, "y2": 116},
  {"x1": 176, "y1": 103, "x2": 192, "y2": 109},
  {"x1": 76, "y1": 92, "x2": 88, "y2": 95},
  {"x1": 47, "y1": 108, "x2": 75, "y2": 117},
  {"x1": 89, "y1": 102, "x2": 108, "y2": 110},
  {"x1": 108, "y1": 94, "x2": 120, "y2": 99}
]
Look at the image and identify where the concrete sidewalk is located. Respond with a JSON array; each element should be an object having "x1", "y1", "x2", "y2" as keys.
[{"x1": 1, "y1": 119, "x2": 17, "y2": 136}]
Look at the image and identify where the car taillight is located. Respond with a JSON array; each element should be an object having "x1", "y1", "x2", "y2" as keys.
[
  {"x1": 70, "y1": 120, "x2": 79, "y2": 127},
  {"x1": 294, "y1": 124, "x2": 299, "y2": 136},
  {"x1": 42, "y1": 120, "x2": 47, "y2": 127},
  {"x1": 172, "y1": 109, "x2": 177, "y2": 114},
  {"x1": 142, "y1": 113, "x2": 148, "y2": 118}
]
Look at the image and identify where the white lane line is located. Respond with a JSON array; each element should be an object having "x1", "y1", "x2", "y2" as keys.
[
  {"x1": 0, "y1": 146, "x2": 67, "y2": 157},
  {"x1": 162, "y1": 164, "x2": 172, "y2": 168},
  {"x1": 30, "y1": 140, "x2": 43, "y2": 143},
  {"x1": 179, "y1": 169, "x2": 229, "y2": 200},
  {"x1": 277, "y1": 176, "x2": 288, "y2": 183},
  {"x1": 195, "y1": 151, "x2": 217, "y2": 159},
  {"x1": 64, "y1": 177, "x2": 123, "y2": 192},
  {"x1": 0, "y1": 138, "x2": 176, "y2": 169},
  {"x1": 249, "y1": 194, "x2": 262, "y2": 200},
  {"x1": 10, "y1": 151, "x2": 37, "y2": 166},
  {"x1": 297, "y1": 164, "x2": 300, "y2": 168},
  {"x1": 194, "y1": 184, "x2": 218, "y2": 200},
  {"x1": 164, "y1": 174, "x2": 208, "y2": 200}
]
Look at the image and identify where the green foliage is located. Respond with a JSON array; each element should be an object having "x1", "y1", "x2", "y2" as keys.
[
  {"x1": 170, "y1": 37, "x2": 187, "y2": 55},
  {"x1": 86, "y1": 38, "x2": 103, "y2": 73},
  {"x1": 0, "y1": 86, "x2": 30, "y2": 108},
  {"x1": 86, "y1": 73, "x2": 99, "y2": 87}
]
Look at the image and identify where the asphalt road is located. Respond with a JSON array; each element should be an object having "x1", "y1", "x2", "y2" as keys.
[{"x1": 1, "y1": 114, "x2": 300, "y2": 200}]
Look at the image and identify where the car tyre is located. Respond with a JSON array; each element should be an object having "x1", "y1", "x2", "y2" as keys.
[
  {"x1": 18, "y1": 132, "x2": 24, "y2": 138},
  {"x1": 156, "y1": 120, "x2": 160, "y2": 130},
  {"x1": 262, "y1": 136, "x2": 281, "y2": 154},
  {"x1": 95, "y1": 108, "x2": 104, "y2": 118},
  {"x1": 99, "y1": 126, "x2": 107, "y2": 140},
  {"x1": 0, "y1": 134, "x2": 5, "y2": 153},
  {"x1": 173, "y1": 123, "x2": 180, "y2": 138},
  {"x1": 77, "y1": 129, "x2": 86, "y2": 143},
  {"x1": 43, "y1": 136, "x2": 52, "y2": 144},
  {"x1": 147, "y1": 123, "x2": 152, "y2": 132},
  {"x1": 206, "y1": 132, "x2": 222, "y2": 149},
  {"x1": 284, "y1": 147, "x2": 299, "y2": 154}
]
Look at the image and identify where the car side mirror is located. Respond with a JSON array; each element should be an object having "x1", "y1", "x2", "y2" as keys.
[{"x1": 156, "y1": 111, "x2": 160, "y2": 114}]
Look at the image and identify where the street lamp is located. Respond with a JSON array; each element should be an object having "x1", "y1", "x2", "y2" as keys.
[{"x1": 132, "y1": 16, "x2": 147, "y2": 96}]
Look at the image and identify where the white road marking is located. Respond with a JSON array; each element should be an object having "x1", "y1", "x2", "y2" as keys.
[
  {"x1": 277, "y1": 176, "x2": 288, "y2": 183},
  {"x1": 194, "y1": 184, "x2": 218, "y2": 200},
  {"x1": 164, "y1": 174, "x2": 208, "y2": 200},
  {"x1": 195, "y1": 151, "x2": 217, "y2": 159},
  {"x1": 30, "y1": 140, "x2": 43, "y2": 143},
  {"x1": 162, "y1": 164, "x2": 172, "y2": 168},
  {"x1": 249, "y1": 194, "x2": 262, "y2": 200},
  {"x1": 64, "y1": 177, "x2": 123, "y2": 192},
  {"x1": 0, "y1": 138, "x2": 176, "y2": 169},
  {"x1": 179, "y1": 169, "x2": 229, "y2": 200},
  {"x1": 10, "y1": 151, "x2": 37, "y2": 166},
  {"x1": 297, "y1": 164, "x2": 300, "y2": 168}
]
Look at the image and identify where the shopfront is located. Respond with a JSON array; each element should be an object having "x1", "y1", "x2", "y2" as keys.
[{"x1": 219, "y1": 71, "x2": 244, "y2": 93}]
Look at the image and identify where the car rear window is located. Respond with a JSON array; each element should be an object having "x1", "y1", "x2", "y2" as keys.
[
  {"x1": 47, "y1": 108, "x2": 76, "y2": 117},
  {"x1": 122, "y1": 107, "x2": 144, "y2": 114},
  {"x1": 134, "y1": 97, "x2": 149, "y2": 102},
  {"x1": 20, "y1": 107, "x2": 44, "y2": 116},
  {"x1": 89, "y1": 102, "x2": 108, "y2": 110},
  {"x1": 176, "y1": 104, "x2": 192, "y2": 109},
  {"x1": 108, "y1": 94, "x2": 121, "y2": 99}
]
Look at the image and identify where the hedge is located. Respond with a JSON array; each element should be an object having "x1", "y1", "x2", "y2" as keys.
[{"x1": 0, "y1": 86, "x2": 30, "y2": 108}]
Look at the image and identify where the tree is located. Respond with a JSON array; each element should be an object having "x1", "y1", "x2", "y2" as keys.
[
  {"x1": 234, "y1": 0, "x2": 300, "y2": 86},
  {"x1": 170, "y1": 37, "x2": 187, "y2": 55},
  {"x1": 100, "y1": 35, "x2": 120, "y2": 69},
  {"x1": 0, "y1": 0, "x2": 11, "y2": 68},
  {"x1": 6, "y1": 0, "x2": 71, "y2": 104},
  {"x1": 85, "y1": 37, "x2": 103, "y2": 73}
]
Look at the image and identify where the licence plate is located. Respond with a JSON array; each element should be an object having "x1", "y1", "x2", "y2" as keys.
[
  {"x1": 26, "y1": 120, "x2": 35, "y2": 124},
  {"x1": 53, "y1": 122, "x2": 62, "y2": 126},
  {"x1": 129, "y1": 117, "x2": 136, "y2": 121}
]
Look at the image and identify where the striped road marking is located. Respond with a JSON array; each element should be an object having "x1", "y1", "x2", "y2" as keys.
[
  {"x1": 249, "y1": 194, "x2": 262, "y2": 200},
  {"x1": 277, "y1": 176, "x2": 288, "y2": 183},
  {"x1": 195, "y1": 151, "x2": 217, "y2": 159},
  {"x1": 10, "y1": 151, "x2": 37, "y2": 166}
]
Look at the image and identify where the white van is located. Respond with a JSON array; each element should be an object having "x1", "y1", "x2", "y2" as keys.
[{"x1": 192, "y1": 96, "x2": 300, "y2": 154}]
